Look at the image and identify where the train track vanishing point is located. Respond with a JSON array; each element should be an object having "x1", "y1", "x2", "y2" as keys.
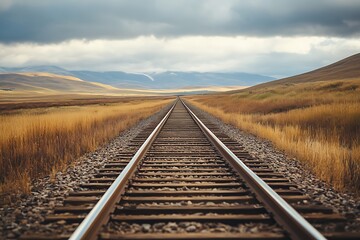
[{"x1": 22, "y1": 98, "x2": 359, "y2": 240}]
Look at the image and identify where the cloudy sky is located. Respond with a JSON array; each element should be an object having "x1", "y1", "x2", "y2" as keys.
[{"x1": 0, "y1": 0, "x2": 359, "y2": 78}]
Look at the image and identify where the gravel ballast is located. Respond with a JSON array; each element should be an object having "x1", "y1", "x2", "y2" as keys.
[
  {"x1": 104, "y1": 221, "x2": 283, "y2": 234},
  {"x1": 188, "y1": 103, "x2": 360, "y2": 232},
  {"x1": 0, "y1": 105, "x2": 171, "y2": 239}
]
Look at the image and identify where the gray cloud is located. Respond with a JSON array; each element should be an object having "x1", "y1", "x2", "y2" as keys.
[{"x1": 1, "y1": 0, "x2": 360, "y2": 43}]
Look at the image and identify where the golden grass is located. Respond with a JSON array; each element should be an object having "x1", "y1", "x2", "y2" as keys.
[
  {"x1": 186, "y1": 79, "x2": 360, "y2": 192},
  {"x1": 0, "y1": 98, "x2": 173, "y2": 195},
  {"x1": 16, "y1": 72, "x2": 84, "y2": 82}
]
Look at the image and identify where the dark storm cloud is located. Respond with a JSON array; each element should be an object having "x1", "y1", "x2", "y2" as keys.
[{"x1": 0, "y1": 0, "x2": 360, "y2": 43}]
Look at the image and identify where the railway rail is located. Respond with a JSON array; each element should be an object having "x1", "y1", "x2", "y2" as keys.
[{"x1": 22, "y1": 98, "x2": 359, "y2": 240}]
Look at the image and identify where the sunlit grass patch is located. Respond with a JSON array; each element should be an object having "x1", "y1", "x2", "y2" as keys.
[
  {"x1": 0, "y1": 98, "x2": 173, "y2": 195},
  {"x1": 186, "y1": 79, "x2": 360, "y2": 193}
]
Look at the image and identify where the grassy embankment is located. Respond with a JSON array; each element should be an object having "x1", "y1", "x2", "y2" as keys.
[
  {"x1": 186, "y1": 79, "x2": 360, "y2": 193},
  {"x1": 0, "y1": 97, "x2": 174, "y2": 195}
]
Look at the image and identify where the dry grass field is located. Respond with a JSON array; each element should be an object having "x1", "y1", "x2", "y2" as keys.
[
  {"x1": 0, "y1": 97, "x2": 174, "y2": 195},
  {"x1": 186, "y1": 78, "x2": 360, "y2": 193},
  {"x1": 0, "y1": 94, "x2": 166, "y2": 111}
]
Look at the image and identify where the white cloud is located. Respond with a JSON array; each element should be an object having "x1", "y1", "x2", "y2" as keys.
[{"x1": 0, "y1": 36, "x2": 359, "y2": 77}]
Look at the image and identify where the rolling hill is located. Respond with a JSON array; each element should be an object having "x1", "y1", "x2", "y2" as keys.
[
  {"x1": 0, "y1": 72, "x2": 121, "y2": 95},
  {"x1": 248, "y1": 53, "x2": 360, "y2": 90},
  {"x1": 0, "y1": 66, "x2": 74, "y2": 77},
  {"x1": 0, "y1": 72, "x2": 247, "y2": 98},
  {"x1": 0, "y1": 66, "x2": 275, "y2": 89}
]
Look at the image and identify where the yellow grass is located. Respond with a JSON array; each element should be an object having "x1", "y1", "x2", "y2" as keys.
[
  {"x1": 0, "y1": 98, "x2": 173, "y2": 195},
  {"x1": 186, "y1": 79, "x2": 360, "y2": 192},
  {"x1": 16, "y1": 72, "x2": 84, "y2": 82}
]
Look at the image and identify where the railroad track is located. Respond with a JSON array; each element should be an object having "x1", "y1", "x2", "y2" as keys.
[{"x1": 22, "y1": 98, "x2": 359, "y2": 240}]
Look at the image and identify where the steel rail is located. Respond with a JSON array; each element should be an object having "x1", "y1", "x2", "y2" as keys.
[
  {"x1": 181, "y1": 98, "x2": 326, "y2": 240},
  {"x1": 69, "y1": 100, "x2": 177, "y2": 240}
]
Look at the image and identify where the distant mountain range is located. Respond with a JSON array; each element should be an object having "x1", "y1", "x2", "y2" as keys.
[
  {"x1": 1, "y1": 54, "x2": 359, "y2": 97},
  {"x1": 0, "y1": 66, "x2": 275, "y2": 89}
]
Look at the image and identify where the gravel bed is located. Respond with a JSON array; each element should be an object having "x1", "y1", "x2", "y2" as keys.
[
  {"x1": 130, "y1": 187, "x2": 245, "y2": 191},
  {"x1": 131, "y1": 181, "x2": 231, "y2": 184},
  {"x1": 188, "y1": 103, "x2": 360, "y2": 232},
  {"x1": 145, "y1": 170, "x2": 228, "y2": 174},
  {"x1": 0, "y1": 105, "x2": 171, "y2": 239},
  {"x1": 104, "y1": 221, "x2": 282, "y2": 234},
  {"x1": 144, "y1": 159, "x2": 219, "y2": 161},
  {"x1": 125, "y1": 201, "x2": 251, "y2": 207},
  {"x1": 135, "y1": 176, "x2": 235, "y2": 179}
]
